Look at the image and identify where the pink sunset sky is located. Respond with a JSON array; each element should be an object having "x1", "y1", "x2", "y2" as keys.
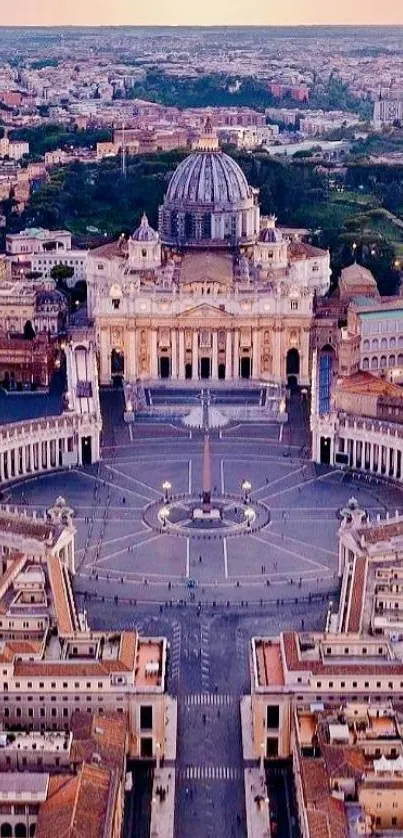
[{"x1": 2, "y1": 0, "x2": 403, "y2": 26}]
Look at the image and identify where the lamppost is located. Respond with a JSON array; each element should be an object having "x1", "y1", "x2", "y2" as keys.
[
  {"x1": 162, "y1": 480, "x2": 171, "y2": 501},
  {"x1": 160, "y1": 506, "x2": 170, "y2": 528},
  {"x1": 241, "y1": 479, "x2": 252, "y2": 502},
  {"x1": 244, "y1": 507, "x2": 254, "y2": 529}
]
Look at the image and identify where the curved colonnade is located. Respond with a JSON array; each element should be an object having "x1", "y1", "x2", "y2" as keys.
[{"x1": 0, "y1": 339, "x2": 101, "y2": 490}]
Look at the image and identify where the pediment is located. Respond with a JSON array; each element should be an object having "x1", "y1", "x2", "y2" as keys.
[{"x1": 178, "y1": 304, "x2": 233, "y2": 321}]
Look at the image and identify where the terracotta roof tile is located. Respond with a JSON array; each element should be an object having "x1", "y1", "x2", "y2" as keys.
[
  {"x1": 347, "y1": 557, "x2": 367, "y2": 634},
  {"x1": 47, "y1": 556, "x2": 75, "y2": 636}
]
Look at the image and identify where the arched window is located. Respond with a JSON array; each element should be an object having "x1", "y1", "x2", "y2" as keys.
[
  {"x1": 398, "y1": 336, "x2": 403, "y2": 349},
  {"x1": 15, "y1": 825, "x2": 27, "y2": 838},
  {"x1": 398, "y1": 354, "x2": 403, "y2": 366},
  {"x1": 380, "y1": 337, "x2": 388, "y2": 349},
  {"x1": 389, "y1": 355, "x2": 396, "y2": 367},
  {"x1": 362, "y1": 357, "x2": 369, "y2": 370},
  {"x1": 371, "y1": 356, "x2": 379, "y2": 370},
  {"x1": 1, "y1": 825, "x2": 12, "y2": 838},
  {"x1": 380, "y1": 355, "x2": 387, "y2": 368},
  {"x1": 363, "y1": 339, "x2": 370, "y2": 351},
  {"x1": 390, "y1": 337, "x2": 396, "y2": 349},
  {"x1": 372, "y1": 338, "x2": 379, "y2": 351}
]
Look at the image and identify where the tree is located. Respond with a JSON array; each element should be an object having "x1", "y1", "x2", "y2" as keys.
[{"x1": 50, "y1": 264, "x2": 74, "y2": 282}]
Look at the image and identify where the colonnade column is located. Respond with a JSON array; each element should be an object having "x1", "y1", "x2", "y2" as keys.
[
  {"x1": 178, "y1": 330, "x2": 185, "y2": 380},
  {"x1": 192, "y1": 331, "x2": 199, "y2": 380},
  {"x1": 225, "y1": 331, "x2": 232, "y2": 380},
  {"x1": 211, "y1": 331, "x2": 218, "y2": 380},
  {"x1": 393, "y1": 448, "x2": 399, "y2": 479},
  {"x1": 370, "y1": 443, "x2": 375, "y2": 473},
  {"x1": 252, "y1": 329, "x2": 260, "y2": 380},
  {"x1": 150, "y1": 330, "x2": 158, "y2": 378},
  {"x1": 233, "y1": 329, "x2": 239, "y2": 380},
  {"x1": 352, "y1": 439, "x2": 357, "y2": 469},
  {"x1": 171, "y1": 329, "x2": 178, "y2": 379}
]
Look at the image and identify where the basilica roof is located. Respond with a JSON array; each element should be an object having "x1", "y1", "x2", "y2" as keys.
[
  {"x1": 178, "y1": 251, "x2": 234, "y2": 286},
  {"x1": 164, "y1": 150, "x2": 251, "y2": 209}
]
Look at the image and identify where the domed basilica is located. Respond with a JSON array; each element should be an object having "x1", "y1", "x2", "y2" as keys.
[{"x1": 87, "y1": 124, "x2": 330, "y2": 386}]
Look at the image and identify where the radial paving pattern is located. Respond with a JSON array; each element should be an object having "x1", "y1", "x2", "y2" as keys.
[{"x1": 7, "y1": 416, "x2": 403, "y2": 604}]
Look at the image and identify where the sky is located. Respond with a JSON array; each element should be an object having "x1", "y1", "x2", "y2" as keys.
[{"x1": 2, "y1": 0, "x2": 403, "y2": 27}]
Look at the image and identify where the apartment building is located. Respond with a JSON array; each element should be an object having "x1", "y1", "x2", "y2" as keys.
[
  {"x1": 6, "y1": 229, "x2": 87, "y2": 287},
  {"x1": 0, "y1": 712, "x2": 128, "y2": 838},
  {"x1": 293, "y1": 701, "x2": 403, "y2": 837},
  {"x1": 0, "y1": 504, "x2": 170, "y2": 762}
]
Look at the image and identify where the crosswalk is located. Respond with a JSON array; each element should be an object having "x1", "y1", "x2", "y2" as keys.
[
  {"x1": 170, "y1": 620, "x2": 181, "y2": 687},
  {"x1": 200, "y1": 622, "x2": 210, "y2": 691},
  {"x1": 185, "y1": 693, "x2": 234, "y2": 707},
  {"x1": 179, "y1": 765, "x2": 242, "y2": 781}
]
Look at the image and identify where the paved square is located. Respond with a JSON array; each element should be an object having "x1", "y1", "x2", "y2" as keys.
[{"x1": 8, "y1": 415, "x2": 403, "y2": 604}]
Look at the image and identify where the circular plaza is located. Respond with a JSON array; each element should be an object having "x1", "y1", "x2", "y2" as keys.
[{"x1": 6, "y1": 393, "x2": 403, "y2": 606}]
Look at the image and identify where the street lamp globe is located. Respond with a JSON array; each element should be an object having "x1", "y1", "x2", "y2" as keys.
[
  {"x1": 160, "y1": 506, "x2": 170, "y2": 527},
  {"x1": 162, "y1": 480, "x2": 172, "y2": 500}
]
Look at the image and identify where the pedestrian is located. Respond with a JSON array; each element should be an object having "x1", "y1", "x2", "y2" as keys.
[{"x1": 199, "y1": 555, "x2": 202, "y2": 563}]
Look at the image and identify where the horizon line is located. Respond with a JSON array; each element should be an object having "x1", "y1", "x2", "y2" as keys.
[{"x1": 1, "y1": 23, "x2": 403, "y2": 29}]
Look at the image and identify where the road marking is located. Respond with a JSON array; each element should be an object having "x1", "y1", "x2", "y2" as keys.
[
  {"x1": 252, "y1": 466, "x2": 304, "y2": 496},
  {"x1": 86, "y1": 532, "x2": 164, "y2": 566},
  {"x1": 220, "y1": 459, "x2": 225, "y2": 494},
  {"x1": 223, "y1": 537, "x2": 228, "y2": 579},
  {"x1": 186, "y1": 538, "x2": 190, "y2": 578},
  {"x1": 188, "y1": 460, "x2": 192, "y2": 495},
  {"x1": 185, "y1": 693, "x2": 234, "y2": 706},
  {"x1": 249, "y1": 533, "x2": 329, "y2": 571},
  {"x1": 103, "y1": 464, "x2": 160, "y2": 500},
  {"x1": 180, "y1": 766, "x2": 241, "y2": 781}
]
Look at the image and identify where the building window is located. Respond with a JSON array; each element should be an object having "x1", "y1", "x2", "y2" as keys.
[
  {"x1": 140, "y1": 705, "x2": 153, "y2": 730},
  {"x1": 290, "y1": 300, "x2": 298, "y2": 311}
]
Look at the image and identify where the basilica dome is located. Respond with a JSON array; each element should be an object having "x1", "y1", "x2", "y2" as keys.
[
  {"x1": 132, "y1": 213, "x2": 159, "y2": 242},
  {"x1": 159, "y1": 147, "x2": 260, "y2": 249},
  {"x1": 165, "y1": 151, "x2": 251, "y2": 209}
]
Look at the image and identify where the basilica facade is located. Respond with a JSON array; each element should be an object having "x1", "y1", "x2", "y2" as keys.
[{"x1": 87, "y1": 131, "x2": 330, "y2": 387}]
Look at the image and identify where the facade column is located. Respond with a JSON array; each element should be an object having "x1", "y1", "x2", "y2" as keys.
[
  {"x1": 171, "y1": 329, "x2": 178, "y2": 379},
  {"x1": 126, "y1": 328, "x2": 137, "y2": 380},
  {"x1": 212, "y1": 331, "x2": 218, "y2": 380},
  {"x1": 178, "y1": 330, "x2": 185, "y2": 380},
  {"x1": 100, "y1": 328, "x2": 110, "y2": 385},
  {"x1": 233, "y1": 329, "x2": 239, "y2": 380},
  {"x1": 7, "y1": 450, "x2": 12, "y2": 480},
  {"x1": 0, "y1": 453, "x2": 4, "y2": 483},
  {"x1": 377, "y1": 446, "x2": 383, "y2": 474},
  {"x1": 301, "y1": 328, "x2": 310, "y2": 384},
  {"x1": 273, "y1": 325, "x2": 282, "y2": 383},
  {"x1": 30, "y1": 444, "x2": 35, "y2": 472},
  {"x1": 252, "y1": 329, "x2": 260, "y2": 379},
  {"x1": 192, "y1": 331, "x2": 199, "y2": 380},
  {"x1": 150, "y1": 330, "x2": 158, "y2": 378},
  {"x1": 225, "y1": 330, "x2": 233, "y2": 380}
]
